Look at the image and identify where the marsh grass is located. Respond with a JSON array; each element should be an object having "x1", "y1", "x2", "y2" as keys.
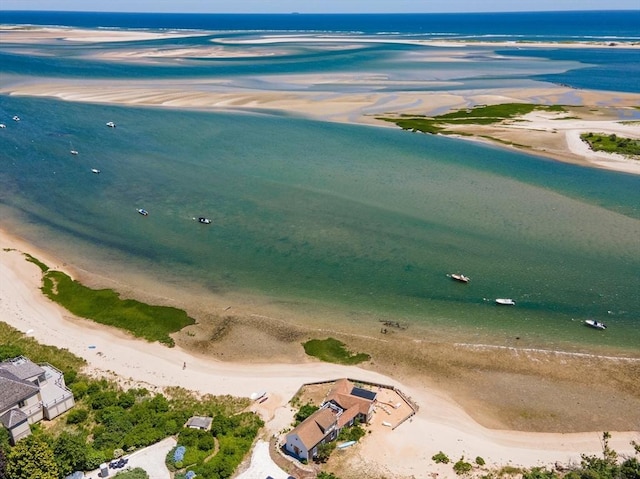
[
  {"x1": 40, "y1": 268, "x2": 195, "y2": 346},
  {"x1": 378, "y1": 103, "x2": 567, "y2": 135},
  {"x1": 303, "y1": 337, "x2": 370, "y2": 365}
]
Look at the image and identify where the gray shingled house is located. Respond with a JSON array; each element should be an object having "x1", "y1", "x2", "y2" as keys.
[{"x1": 0, "y1": 356, "x2": 75, "y2": 444}]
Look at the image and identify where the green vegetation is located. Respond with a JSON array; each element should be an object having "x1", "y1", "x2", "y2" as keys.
[
  {"x1": 0, "y1": 322, "x2": 86, "y2": 373},
  {"x1": 24, "y1": 253, "x2": 50, "y2": 272},
  {"x1": 337, "y1": 422, "x2": 366, "y2": 443},
  {"x1": 0, "y1": 321, "x2": 261, "y2": 479},
  {"x1": 378, "y1": 103, "x2": 567, "y2": 135},
  {"x1": 294, "y1": 403, "x2": 319, "y2": 425},
  {"x1": 580, "y1": 132, "x2": 640, "y2": 157},
  {"x1": 114, "y1": 468, "x2": 149, "y2": 479},
  {"x1": 302, "y1": 338, "x2": 370, "y2": 365},
  {"x1": 317, "y1": 473, "x2": 341, "y2": 479},
  {"x1": 432, "y1": 451, "x2": 451, "y2": 464},
  {"x1": 40, "y1": 267, "x2": 195, "y2": 347},
  {"x1": 453, "y1": 457, "x2": 473, "y2": 475},
  {"x1": 6, "y1": 435, "x2": 59, "y2": 479},
  {"x1": 431, "y1": 433, "x2": 640, "y2": 479}
]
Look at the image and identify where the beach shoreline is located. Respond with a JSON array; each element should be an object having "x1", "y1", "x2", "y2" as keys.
[
  {"x1": 1, "y1": 226, "x2": 639, "y2": 477},
  {"x1": 1, "y1": 23, "x2": 640, "y2": 476}
]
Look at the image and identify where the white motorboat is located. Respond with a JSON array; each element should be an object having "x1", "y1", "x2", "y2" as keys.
[
  {"x1": 0, "y1": 123, "x2": 6, "y2": 128},
  {"x1": 448, "y1": 273, "x2": 470, "y2": 283},
  {"x1": 495, "y1": 298, "x2": 516, "y2": 306},
  {"x1": 70, "y1": 150, "x2": 79, "y2": 155},
  {"x1": 198, "y1": 217, "x2": 212, "y2": 224},
  {"x1": 91, "y1": 168, "x2": 101, "y2": 174},
  {"x1": 12, "y1": 116, "x2": 20, "y2": 121},
  {"x1": 584, "y1": 319, "x2": 606, "y2": 330},
  {"x1": 106, "y1": 121, "x2": 116, "y2": 128},
  {"x1": 137, "y1": 208, "x2": 149, "y2": 216}
]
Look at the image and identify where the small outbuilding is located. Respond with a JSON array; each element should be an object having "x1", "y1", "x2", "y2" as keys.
[{"x1": 185, "y1": 415, "x2": 213, "y2": 431}]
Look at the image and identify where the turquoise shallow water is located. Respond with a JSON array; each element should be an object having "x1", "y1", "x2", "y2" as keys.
[{"x1": 1, "y1": 95, "x2": 639, "y2": 354}]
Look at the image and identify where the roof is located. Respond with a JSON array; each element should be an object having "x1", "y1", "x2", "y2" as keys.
[
  {"x1": 186, "y1": 416, "x2": 212, "y2": 430},
  {"x1": 289, "y1": 407, "x2": 337, "y2": 450},
  {"x1": 0, "y1": 356, "x2": 45, "y2": 381},
  {"x1": 0, "y1": 408, "x2": 28, "y2": 429},
  {"x1": 0, "y1": 369, "x2": 40, "y2": 412},
  {"x1": 351, "y1": 386, "x2": 377, "y2": 401},
  {"x1": 325, "y1": 379, "x2": 376, "y2": 417}
]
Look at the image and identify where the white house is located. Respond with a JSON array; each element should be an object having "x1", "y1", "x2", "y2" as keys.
[{"x1": 0, "y1": 356, "x2": 75, "y2": 444}]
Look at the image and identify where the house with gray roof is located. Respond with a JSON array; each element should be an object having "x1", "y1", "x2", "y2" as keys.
[{"x1": 0, "y1": 356, "x2": 75, "y2": 444}]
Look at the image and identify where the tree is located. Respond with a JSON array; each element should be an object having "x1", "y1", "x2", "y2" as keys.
[
  {"x1": 0, "y1": 447, "x2": 7, "y2": 479},
  {"x1": 6, "y1": 435, "x2": 59, "y2": 479},
  {"x1": 315, "y1": 442, "x2": 335, "y2": 463},
  {"x1": 295, "y1": 403, "x2": 319, "y2": 424},
  {"x1": 54, "y1": 431, "x2": 88, "y2": 477}
]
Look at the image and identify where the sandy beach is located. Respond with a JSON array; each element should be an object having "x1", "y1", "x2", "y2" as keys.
[
  {"x1": 1, "y1": 24, "x2": 640, "y2": 477},
  {"x1": 1, "y1": 229, "x2": 639, "y2": 478}
]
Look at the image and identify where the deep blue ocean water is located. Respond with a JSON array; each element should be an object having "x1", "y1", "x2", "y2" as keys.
[
  {"x1": 0, "y1": 11, "x2": 639, "y2": 354},
  {"x1": 2, "y1": 10, "x2": 640, "y2": 42}
]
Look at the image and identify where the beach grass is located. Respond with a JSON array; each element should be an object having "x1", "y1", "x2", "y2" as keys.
[
  {"x1": 303, "y1": 337, "x2": 370, "y2": 365},
  {"x1": 580, "y1": 132, "x2": 640, "y2": 157},
  {"x1": 0, "y1": 321, "x2": 86, "y2": 372},
  {"x1": 39, "y1": 267, "x2": 195, "y2": 347},
  {"x1": 378, "y1": 103, "x2": 567, "y2": 135}
]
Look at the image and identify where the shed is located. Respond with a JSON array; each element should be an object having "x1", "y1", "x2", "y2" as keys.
[{"x1": 185, "y1": 415, "x2": 213, "y2": 431}]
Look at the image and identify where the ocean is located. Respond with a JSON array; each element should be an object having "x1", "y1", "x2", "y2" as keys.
[{"x1": 0, "y1": 11, "x2": 639, "y2": 354}]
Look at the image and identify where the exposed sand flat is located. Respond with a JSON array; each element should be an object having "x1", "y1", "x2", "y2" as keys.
[
  {"x1": 0, "y1": 230, "x2": 638, "y2": 477},
  {"x1": 3, "y1": 80, "x2": 638, "y2": 173},
  {"x1": 0, "y1": 26, "x2": 207, "y2": 43}
]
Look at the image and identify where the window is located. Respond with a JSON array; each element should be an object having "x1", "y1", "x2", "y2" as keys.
[{"x1": 18, "y1": 400, "x2": 26, "y2": 408}]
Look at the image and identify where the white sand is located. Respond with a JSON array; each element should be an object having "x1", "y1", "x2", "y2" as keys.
[{"x1": 0, "y1": 230, "x2": 638, "y2": 478}]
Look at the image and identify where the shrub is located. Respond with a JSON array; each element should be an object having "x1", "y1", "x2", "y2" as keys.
[
  {"x1": 453, "y1": 457, "x2": 473, "y2": 475},
  {"x1": 197, "y1": 434, "x2": 215, "y2": 452},
  {"x1": 70, "y1": 381, "x2": 89, "y2": 399},
  {"x1": 295, "y1": 403, "x2": 319, "y2": 424},
  {"x1": 0, "y1": 345, "x2": 23, "y2": 361},
  {"x1": 174, "y1": 446, "x2": 186, "y2": 463},
  {"x1": 476, "y1": 456, "x2": 486, "y2": 466},
  {"x1": 66, "y1": 408, "x2": 89, "y2": 425},
  {"x1": 432, "y1": 451, "x2": 450, "y2": 464}
]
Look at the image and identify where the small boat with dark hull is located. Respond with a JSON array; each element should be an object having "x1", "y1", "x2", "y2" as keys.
[
  {"x1": 137, "y1": 208, "x2": 149, "y2": 216},
  {"x1": 584, "y1": 319, "x2": 606, "y2": 330}
]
